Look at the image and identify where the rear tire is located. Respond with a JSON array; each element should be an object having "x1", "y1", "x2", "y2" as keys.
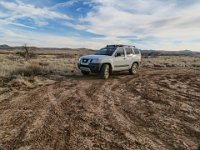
[
  {"x1": 100, "y1": 64, "x2": 110, "y2": 79},
  {"x1": 129, "y1": 63, "x2": 138, "y2": 75},
  {"x1": 81, "y1": 70, "x2": 90, "y2": 75}
]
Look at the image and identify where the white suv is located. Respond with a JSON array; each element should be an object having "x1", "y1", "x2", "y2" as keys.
[{"x1": 78, "y1": 45, "x2": 141, "y2": 79}]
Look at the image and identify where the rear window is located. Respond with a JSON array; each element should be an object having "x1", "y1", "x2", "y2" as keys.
[
  {"x1": 134, "y1": 48, "x2": 140, "y2": 54},
  {"x1": 126, "y1": 48, "x2": 134, "y2": 56}
]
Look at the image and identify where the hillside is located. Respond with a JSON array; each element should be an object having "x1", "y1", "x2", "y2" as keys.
[
  {"x1": 141, "y1": 50, "x2": 200, "y2": 56},
  {"x1": 0, "y1": 45, "x2": 199, "y2": 56}
]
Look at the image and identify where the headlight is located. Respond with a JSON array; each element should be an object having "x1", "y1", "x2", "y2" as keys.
[
  {"x1": 78, "y1": 57, "x2": 81, "y2": 62},
  {"x1": 92, "y1": 59, "x2": 101, "y2": 63}
]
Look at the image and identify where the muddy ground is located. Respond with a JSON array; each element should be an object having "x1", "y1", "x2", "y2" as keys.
[{"x1": 0, "y1": 66, "x2": 200, "y2": 150}]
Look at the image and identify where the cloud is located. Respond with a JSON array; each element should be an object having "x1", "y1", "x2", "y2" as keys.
[
  {"x1": 0, "y1": 19, "x2": 36, "y2": 29},
  {"x1": 51, "y1": 0, "x2": 80, "y2": 9},
  {"x1": 0, "y1": 0, "x2": 200, "y2": 50},
  {"x1": 0, "y1": 11, "x2": 9, "y2": 18},
  {"x1": 0, "y1": 27, "x2": 105, "y2": 49},
  {"x1": 65, "y1": 0, "x2": 200, "y2": 50},
  {"x1": 0, "y1": 0, "x2": 72, "y2": 27}
]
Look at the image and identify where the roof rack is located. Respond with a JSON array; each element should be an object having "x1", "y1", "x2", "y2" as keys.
[{"x1": 107, "y1": 45, "x2": 135, "y2": 47}]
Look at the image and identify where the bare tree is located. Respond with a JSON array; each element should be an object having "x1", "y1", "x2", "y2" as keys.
[
  {"x1": 17, "y1": 44, "x2": 37, "y2": 60},
  {"x1": 23, "y1": 44, "x2": 30, "y2": 61}
]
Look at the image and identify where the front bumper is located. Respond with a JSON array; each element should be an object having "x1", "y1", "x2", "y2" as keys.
[{"x1": 78, "y1": 63, "x2": 102, "y2": 73}]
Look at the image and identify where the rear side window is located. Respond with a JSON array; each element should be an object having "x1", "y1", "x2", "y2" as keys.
[
  {"x1": 115, "y1": 48, "x2": 125, "y2": 57},
  {"x1": 126, "y1": 48, "x2": 134, "y2": 56},
  {"x1": 134, "y1": 48, "x2": 140, "y2": 54}
]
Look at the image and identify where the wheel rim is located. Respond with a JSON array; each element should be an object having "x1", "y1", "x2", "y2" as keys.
[
  {"x1": 132, "y1": 64, "x2": 138, "y2": 74},
  {"x1": 104, "y1": 66, "x2": 109, "y2": 78}
]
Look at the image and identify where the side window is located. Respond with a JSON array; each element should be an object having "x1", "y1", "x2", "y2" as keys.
[
  {"x1": 126, "y1": 48, "x2": 134, "y2": 56},
  {"x1": 134, "y1": 48, "x2": 140, "y2": 54},
  {"x1": 115, "y1": 48, "x2": 125, "y2": 57}
]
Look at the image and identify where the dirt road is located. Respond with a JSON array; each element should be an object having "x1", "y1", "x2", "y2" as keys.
[{"x1": 0, "y1": 68, "x2": 200, "y2": 150}]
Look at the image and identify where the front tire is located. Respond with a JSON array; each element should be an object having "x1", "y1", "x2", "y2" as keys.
[
  {"x1": 129, "y1": 63, "x2": 138, "y2": 75},
  {"x1": 81, "y1": 70, "x2": 90, "y2": 75},
  {"x1": 100, "y1": 64, "x2": 110, "y2": 79}
]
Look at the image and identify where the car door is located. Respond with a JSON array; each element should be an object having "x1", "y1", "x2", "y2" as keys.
[
  {"x1": 125, "y1": 47, "x2": 135, "y2": 68},
  {"x1": 113, "y1": 47, "x2": 128, "y2": 71}
]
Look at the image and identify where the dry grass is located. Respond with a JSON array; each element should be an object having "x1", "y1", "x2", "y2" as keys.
[
  {"x1": 0, "y1": 54, "x2": 79, "y2": 78},
  {"x1": 0, "y1": 53, "x2": 81, "y2": 90},
  {"x1": 142, "y1": 56, "x2": 200, "y2": 68},
  {"x1": 0, "y1": 52, "x2": 200, "y2": 91}
]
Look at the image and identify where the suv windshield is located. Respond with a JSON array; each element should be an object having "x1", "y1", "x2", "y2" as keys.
[{"x1": 95, "y1": 47, "x2": 116, "y2": 56}]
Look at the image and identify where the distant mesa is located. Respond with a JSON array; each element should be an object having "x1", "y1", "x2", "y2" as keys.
[
  {"x1": 141, "y1": 49, "x2": 200, "y2": 56},
  {"x1": 0, "y1": 44, "x2": 199, "y2": 56},
  {"x1": 0, "y1": 44, "x2": 10, "y2": 49}
]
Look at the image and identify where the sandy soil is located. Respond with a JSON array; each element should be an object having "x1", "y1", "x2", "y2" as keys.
[{"x1": 0, "y1": 68, "x2": 200, "y2": 150}]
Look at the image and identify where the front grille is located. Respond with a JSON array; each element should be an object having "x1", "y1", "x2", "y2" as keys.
[
  {"x1": 80, "y1": 63, "x2": 101, "y2": 73},
  {"x1": 80, "y1": 64, "x2": 89, "y2": 67}
]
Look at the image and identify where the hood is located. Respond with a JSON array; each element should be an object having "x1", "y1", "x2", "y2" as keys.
[{"x1": 81, "y1": 55, "x2": 112, "y2": 60}]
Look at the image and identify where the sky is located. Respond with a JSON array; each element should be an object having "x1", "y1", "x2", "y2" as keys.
[{"x1": 0, "y1": 0, "x2": 200, "y2": 51}]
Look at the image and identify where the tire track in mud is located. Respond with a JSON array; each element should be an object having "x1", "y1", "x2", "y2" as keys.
[
  {"x1": 0, "y1": 68, "x2": 200, "y2": 150},
  {"x1": 102, "y1": 77, "x2": 172, "y2": 149}
]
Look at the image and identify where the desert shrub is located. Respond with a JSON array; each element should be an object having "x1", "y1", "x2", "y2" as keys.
[
  {"x1": 192, "y1": 64, "x2": 200, "y2": 67},
  {"x1": 9, "y1": 61, "x2": 73, "y2": 78},
  {"x1": 10, "y1": 63, "x2": 47, "y2": 77},
  {"x1": 153, "y1": 64, "x2": 166, "y2": 68},
  {"x1": 16, "y1": 51, "x2": 38, "y2": 59},
  {"x1": 38, "y1": 62, "x2": 49, "y2": 66},
  {"x1": 9, "y1": 77, "x2": 34, "y2": 89},
  {"x1": 7, "y1": 54, "x2": 21, "y2": 61},
  {"x1": 56, "y1": 54, "x2": 77, "y2": 59}
]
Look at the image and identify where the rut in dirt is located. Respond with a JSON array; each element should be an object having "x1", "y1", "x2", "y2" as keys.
[{"x1": 0, "y1": 68, "x2": 200, "y2": 150}]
